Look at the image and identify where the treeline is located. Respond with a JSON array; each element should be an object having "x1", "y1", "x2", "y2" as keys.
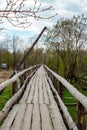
[
  {"x1": 0, "y1": 47, "x2": 46, "y2": 69},
  {"x1": 0, "y1": 43, "x2": 87, "y2": 89}
]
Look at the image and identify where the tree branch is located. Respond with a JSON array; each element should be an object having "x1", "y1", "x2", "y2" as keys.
[{"x1": 0, "y1": 0, "x2": 57, "y2": 28}]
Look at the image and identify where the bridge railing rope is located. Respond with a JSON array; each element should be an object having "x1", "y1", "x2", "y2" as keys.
[
  {"x1": 0, "y1": 64, "x2": 40, "y2": 121},
  {"x1": 44, "y1": 65, "x2": 87, "y2": 130}
]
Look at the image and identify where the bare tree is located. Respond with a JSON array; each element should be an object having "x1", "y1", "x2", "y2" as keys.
[{"x1": 0, "y1": 0, "x2": 57, "y2": 28}]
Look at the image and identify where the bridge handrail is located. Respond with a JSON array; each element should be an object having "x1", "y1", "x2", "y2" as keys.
[
  {"x1": 0, "y1": 64, "x2": 40, "y2": 93},
  {"x1": 0, "y1": 70, "x2": 36, "y2": 121},
  {"x1": 44, "y1": 65, "x2": 87, "y2": 110},
  {"x1": 46, "y1": 73, "x2": 78, "y2": 130}
]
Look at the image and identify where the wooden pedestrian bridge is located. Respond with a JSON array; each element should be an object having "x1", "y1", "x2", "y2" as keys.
[{"x1": 0, "y1": 65, "x2": 87, "y2": 130}]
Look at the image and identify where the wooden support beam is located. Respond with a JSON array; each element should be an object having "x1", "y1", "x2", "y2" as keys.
[
  {"x1": 59, "y1": 82, "x2": 64, "y2": 100},
  {"x1": 17, "y1": 27, "x2": 47, "y2": 70},
  {"x1": 12, "y1": 81, "x2": 18, "y2": 95},
  {"x1": 20, "y1": 74, "x2": 25, "y2": 87},
  {"x1": 77, "y1": 102, "x2": 86, "y2": 130}
]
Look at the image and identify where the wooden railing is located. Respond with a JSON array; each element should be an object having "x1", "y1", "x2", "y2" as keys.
[
  {"x1": 44, "y1": 65, "x2": 87, "y2": 130},
  {"x1": 0, "y1": 64, "x2": 40, "y2": 121},
  {"x1": 0, "y1": 64, "x2": 87, "y2": 130},
  {"x1": 0, "y1": 65, "x2": 40, "y2": 94}
]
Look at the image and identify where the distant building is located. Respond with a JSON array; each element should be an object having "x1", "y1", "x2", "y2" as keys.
[{"x1": 0, "y1": 63, "x2": 8, "y2": 70}]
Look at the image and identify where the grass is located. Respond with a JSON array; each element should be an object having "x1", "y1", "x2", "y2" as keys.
[
  {"x1": 63, "y1": 88, "x2": 87, "y2": 123},
  {"x1": 0, "y1": 85, "x2": 12, "y2": 110},
  {"x1": 0, "y1": 85, "x2": 12, "y2": 126},
  {"x1": 63, "y1": 88, "x2": 77, "y2": 122},
  {"x1": 63, "y1": 88, "x2": 77, "y2": 103}
]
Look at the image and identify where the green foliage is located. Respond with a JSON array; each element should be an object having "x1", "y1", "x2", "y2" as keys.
[
  {"x1": 58, "y1": 57, "x2": 64, "y2": 76},
  {"x1": 46, "y1": 50, "x2": 59, "y2": 73},
  {"x1": 25, "y1": 48, "x2": 44, "y2": 67}
]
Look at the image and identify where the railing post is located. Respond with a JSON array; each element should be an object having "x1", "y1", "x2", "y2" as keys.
[
  {"x1": 24, "y1": 72, "x2": 27, "y2": 81},
  {"x1": 77, "y1": 102, "x2": 86, "y2": 130},
  {"x1": 59, "y1": 82, "x2": 64, "y2": 100},
  {"x1": 12, "y1": 81, "x2": 18, "y2": 95},
  {"x1": 20, "y1": 74, "x2": 25, "y2": 87},
  {"x1": 51, "y1": 75, "x2": 58, "y2": 90}
]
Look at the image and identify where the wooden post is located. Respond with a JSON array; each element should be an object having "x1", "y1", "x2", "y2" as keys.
[
  {"x1": 52, "y1": 76, "x2": 57, "y2": 90},
  {"x1": 12, "y1": 81, "x2": 18, "y2": 95},
  {"x1": 59, "y1": 82, "x2": 64, "y2": 100},
  {"x1": 24, "y1": 72, "x2": 26, "y2": 81},
  {"x1": 20, "y1": 75, "x2": 25, "y2": 87},
  {"x1": 77, "y1": 102, "x2": 86, "y2": 130}
]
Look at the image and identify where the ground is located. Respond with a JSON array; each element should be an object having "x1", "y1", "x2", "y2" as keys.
[{"x1": 0, "y1": 70, "x2": 13, "y2": 83}]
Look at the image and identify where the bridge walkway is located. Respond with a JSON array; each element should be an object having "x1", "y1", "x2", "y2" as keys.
[{"x1": 0, "y1": 66, "x2": 67, "y2": 130}]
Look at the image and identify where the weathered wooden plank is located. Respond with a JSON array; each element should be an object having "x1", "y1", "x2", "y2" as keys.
[
  {"x1": 49, "y1": 104, "x2": 67, "y2": 130},
  {"x1": 32, "y1": 104, "x2": 40, "y2": 130},
  {"x1": 11, "y1": 103, "x2": 26, "y2": 130},
  {"x1": 40, "y1": 104, "x2": 53, "y2": 130},
  {"x1": 43, "y1": 75, "x2": 56, "y2": 105},
  {"x1": 19, "y1": 83, "x2": 31, "y2": 103},
  {"x1": 47, "y1": 76, "x2": 78, "y2": 130},
  {"x1": 42, "y1": 76, "x2": 49, "y2": 104},
  {"x1": 21, "y1": 104, "x2": 33, "y2": 130},
  {"x1": 0, "y1": 105, "x2": 19, "y2": 130},
  {"x1": 20, "y1": 75, "x2": 35, "y2": 103},
  {"x1": 27, "y1": 75, "x2": 37, "y2": 103},
  {"x1": 32, "y1": 77, "x2": 39, "y2": 104},
  {"x1": 38, "y1": 76, "x2": 44, "y2": 104}
]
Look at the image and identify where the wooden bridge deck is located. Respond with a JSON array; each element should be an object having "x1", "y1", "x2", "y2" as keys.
[{"x1": 0, "y1": 66, "x2": 67, "y2": 130}]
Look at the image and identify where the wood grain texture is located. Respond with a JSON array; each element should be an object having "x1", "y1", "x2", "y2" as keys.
[
  {"x1": 40, "y1": 104, "x2": 53, "y2": 130},
  {"x1": 32, "y1": 104, "x2": 40, "y2": 130},
  {"x1": 0, "y1": 105, "x2": 19, "y2": 130},
  {"x1": 11, "y1": 103, "x2": 26, "y2": 130},
  {"x1": 21, "y1": 104, "x2": 33, "y2": 130}
]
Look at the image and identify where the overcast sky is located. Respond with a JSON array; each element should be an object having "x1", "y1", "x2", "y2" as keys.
[{"x1": 0, "y1": 0, "x2": 87, "y2": 50}]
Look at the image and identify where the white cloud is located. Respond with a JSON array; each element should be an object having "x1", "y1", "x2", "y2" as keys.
[
  {"x1": 28, "y1": 24, "x2": 40, "y2": 33},
  {"x1": 54, "y1": 0, "x2": 87, "y2": 18}
]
